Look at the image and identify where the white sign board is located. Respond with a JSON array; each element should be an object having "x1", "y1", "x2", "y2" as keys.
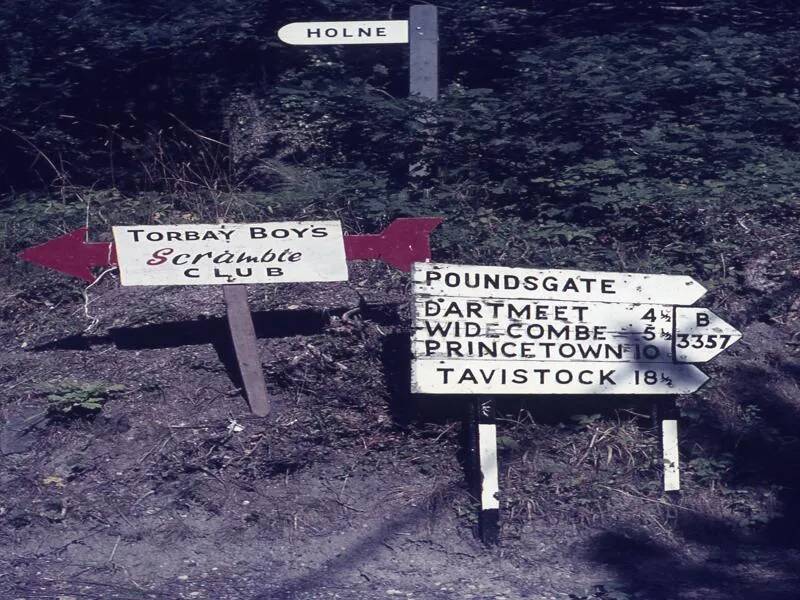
[
  {"x1": 673, "y1": 307, "x2": 742, "y2": 362},
  {"x1": 414, "y1": 298, "x2": 741, "y2": 364},
  {"x1": 112, "y1": 221, "x2": 348, "y2": 286},
  {"x1": 411, "y1": 262, "x2": 741, "y2": 395},
  {"x1": 412, "y1": 360, "x2": 709, "y2": 395},
  {"x1": 277, "y1": 20, "x2": 409, "y2": 45},
  {"x1": 413, "y1": 262, "x2": 706, "y2": 305},
  {"x1": 415, "y1": 297, "x2": 675, "y2": 363}
]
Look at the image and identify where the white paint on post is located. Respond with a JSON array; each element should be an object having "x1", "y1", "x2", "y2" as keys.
[
  {"x1": 277, "y1": 20, "x2": 409, "y2": 45},
  {"x1": 411, "y1": 360, "x2": 709, "y2": 395},
  {"x1": 112, "y1": 221, "x2": 348, "y2": 286},
  {"x1": 662, "y1": 419, "x2": 680, "y2": 491},
  {"x1": 478, "y1": 423, "x2": 500, "y2": 510},
  {"x1": 413, "y1": 262, "x2": 707, "y2": 306}
]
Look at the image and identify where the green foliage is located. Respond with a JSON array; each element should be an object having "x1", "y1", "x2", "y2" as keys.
[
  {"x1": 216, "y1": 16, "x2": 800, "y2": 282},
  {"x1": 44, "y1": 380, "x2": 125, "y2": 415},
  {"x1": 687, "y1": 454, "x2": 734, "y2": 485},
  {"x1": 2, "y1": 1, "x2": 798, "y2": 290}
]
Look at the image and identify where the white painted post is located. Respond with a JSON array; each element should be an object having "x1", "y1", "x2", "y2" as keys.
[
  {"x1": 479, "y1": 423, "x2": 500, "y2": 508},
  {"x1": 662, "y1": 419, "x2": 680, "y2": 491},
  {"x1": 476, "y1": 398, "x2": 500, "y2": 544}
]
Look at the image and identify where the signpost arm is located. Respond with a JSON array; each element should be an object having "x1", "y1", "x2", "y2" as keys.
[
  {"x1": 409, "y1": 5, "x2": 438, "y2": 99},
  {"x1": 223, "y1": 284, "x2": 270, "y2": 417},
  {"x1": 475, "y1": 397, "x2": 500, "y2": 545}
]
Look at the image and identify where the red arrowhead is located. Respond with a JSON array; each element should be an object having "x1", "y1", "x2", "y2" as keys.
[
  {"x1": 343, "y1": 217, "x2": 443, "y2": 272},
  {"x1": 18, "y1": 227, "x2": 116, "y2": 283},
  {"x1": 20, "y1": 218, "x2": 444, "y2": 281}
]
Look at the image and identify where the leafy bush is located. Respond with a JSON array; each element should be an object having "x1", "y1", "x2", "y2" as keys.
[{"x1": 2, "y1": 1, "x2": 798, "y2": 293}]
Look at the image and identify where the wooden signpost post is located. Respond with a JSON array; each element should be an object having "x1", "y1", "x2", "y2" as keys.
[
  {"x1": 411, "y1": 262, "x2": 742, "y2": 543},
  {"x1": 19, "y1": 217, "x2": 443, "y2": 416},
  {"x1": 409, "y1": 5, "x2": 438, "y2": 100}
]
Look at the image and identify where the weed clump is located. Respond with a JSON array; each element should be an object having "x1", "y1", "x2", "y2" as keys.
[{"x1": 44, "y1": 380, "x2": 125, "y2": 416}]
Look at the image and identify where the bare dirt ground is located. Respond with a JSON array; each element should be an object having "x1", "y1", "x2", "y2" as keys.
[
  {"x1": 2, "y1": 260, "x2": 800, "y2": 600},
  {"x1": 2, "y1": 2, "x2": 800, "y2": 597}
]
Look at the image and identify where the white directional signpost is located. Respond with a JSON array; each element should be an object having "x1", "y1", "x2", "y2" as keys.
[
  {"x1": 278, "y1": 6, "x2": 438, "y2": 99},
  {"x1": 112, "y1": 221, "x2": 349, "y2": 417},
  {"x1": 277, "y1": 21, "x2": 409, "y2": 45},
  {"x1": 22, "y1": 217, "x2": 443, "y2": 418},
  {"x1": 412, "y1": 262, "x2": 742, "y2": 543}
]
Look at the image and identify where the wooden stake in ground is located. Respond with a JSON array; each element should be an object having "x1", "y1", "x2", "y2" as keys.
[{"x1": 223, "y1": 284, "x2": 270, "y2": 417}]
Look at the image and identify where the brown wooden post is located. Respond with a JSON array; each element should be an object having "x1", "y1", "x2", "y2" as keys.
[{"x1": 223, "y1": 284, "x2": 270, "y2": 417}]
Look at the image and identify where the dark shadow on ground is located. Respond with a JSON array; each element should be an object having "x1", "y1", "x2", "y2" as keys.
[
  {"x1": 684, "y1": 359, "x2": 800, "y2": 548},
  {"x1": 585, "y1": 527, "x2": 800, "y2": 600},
  {"x1": 29, "y1": 308, "x2": 330, "y2": 405},
  {"x1": 585, "y1": 350, "x2": 800, "y2": 598},
  {"x1": 380, "y1": 331, "x2": 474, "y2": 426},
  {"x1": 31, "y1": 308, "x2": 330, "y2": 352}
]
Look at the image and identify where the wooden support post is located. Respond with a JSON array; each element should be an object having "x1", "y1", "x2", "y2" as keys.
[
  {"x1": 222, "y1": 284, "x2": 270, "y2": 417},
  {"x1": 409, "y1": 5, "x2": 439, "y2": 100},
  {"x1": 655, "y1": 397, "x2": 680, "y2": 492},
  {"x1": 474, "y1": 397, "x2": 500, "y2": 545},
  {"x1": 408, "y1": 5, "x2": 439, "y2": 183},
  {"x1": 466, "y1": 400, "x2": 479, "y2": 499}
]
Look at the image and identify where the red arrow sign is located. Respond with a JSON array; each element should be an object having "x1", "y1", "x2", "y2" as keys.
[
  {"x1": 19, "y1": 227, "x2": 117, "y2": 282},
  {"x1": 343, "y1": 217, "x2": 443, "y2": 272},
  {"x1": 19, "y1": 218, "x2": 443, "y2": 282}
]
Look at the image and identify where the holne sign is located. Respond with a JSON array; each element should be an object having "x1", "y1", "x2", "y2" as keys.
[{"x1": 277, "y1": 20, "x2": 409, "y2": 45}]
